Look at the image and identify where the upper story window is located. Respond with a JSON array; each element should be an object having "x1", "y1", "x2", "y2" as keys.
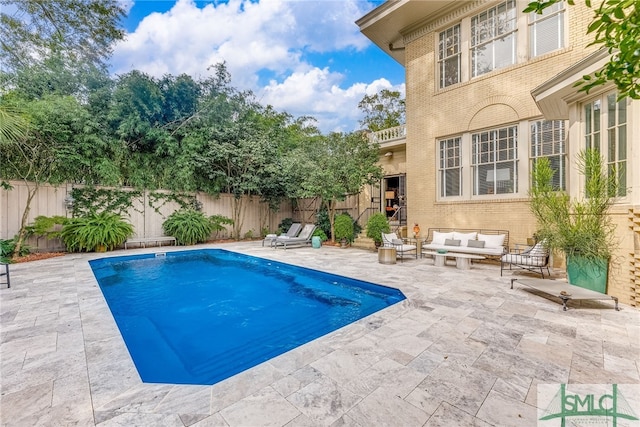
[
  {"x1": 472, "y1": 125, "x2": 518, "y2": 195},
  {"x1": 439, "y1": 137, "x2": 462, "y2": 197},
  {"x1": 436, "y1": 0, "x2": 566, "y2": 88},
  {"x1": 530, "y1": 120, "x2": 566, "y2": 190},
  {"x1": 529, "y1": 2, "x2": 565, "y2": 57},
  {"x1": 471, "y1": 0, "x2": 517, "y2": 77},
  {"x1": 438, "y1": 24, "x2": 461, "y2": 88}
]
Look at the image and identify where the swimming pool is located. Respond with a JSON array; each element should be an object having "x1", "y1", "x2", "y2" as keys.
[{"x1": 89, "y1": 249, "x2": 405, "y2": 385}]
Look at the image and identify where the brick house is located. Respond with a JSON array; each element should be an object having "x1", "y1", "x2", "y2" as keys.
[{"x1": 357, "y1": 0, "x2": 639, "y2": 305}]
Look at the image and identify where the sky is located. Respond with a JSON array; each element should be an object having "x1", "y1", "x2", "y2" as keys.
[{"x1": 110, "y1": 0, "x2": 405, "y2": 133}]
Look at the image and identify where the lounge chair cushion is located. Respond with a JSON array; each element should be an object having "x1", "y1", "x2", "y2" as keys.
[{"x1": 501, "y1": 253, "x2": 547, "y2": 267}]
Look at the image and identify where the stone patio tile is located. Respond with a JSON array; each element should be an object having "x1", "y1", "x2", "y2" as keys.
[
  {"x1": 220, "y1": 386, "x2": 300, "y2": 427},
  {"x1": 476, "y1": 389, "x2": 537, "y2": 426},
  {"x1": 286, "y1": 375, "x2": 361, "y2": 426},
  {"x1": 0, "y1": 381, "x2": 53, "y2": 426},
  {"x1": 346, "y1": 386, "x2": 428, "y2": 427},
  {"x1": 415, "y1": 359, "x2": 497, "y2": 416},
  {"x1": 424, "y1": 402, "x2": 492, "y2": 427}
]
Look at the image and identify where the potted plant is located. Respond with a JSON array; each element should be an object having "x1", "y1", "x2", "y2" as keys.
[
  {"x1": 334, "y1": 213, "x2": 355, "y2": 248},
  {"x1": 366, "y1": 213, "x2": 391, "y2": 247},
  {"x1": 529, "y1": 148, "x2": 618, "y2": 293},
  {"x1": 60, "y1": 212, "x2": 134, "y2": 252}
]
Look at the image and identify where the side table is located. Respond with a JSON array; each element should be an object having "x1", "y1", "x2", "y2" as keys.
[{"x1": 378, "y1": 247, "x2": 397, "y2": 264}]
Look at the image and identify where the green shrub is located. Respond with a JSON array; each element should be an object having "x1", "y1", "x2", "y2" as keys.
[
  {"x1": 163, "y1": 209, "x2": 213, "y2": 245},
  {"x1": 210, "y1": 214, "x2": 234, "y2": 239},
  {"x1": 60, "y1": 212, "x2": 133, "y2": 252},
  {"x1": 315, "y1": 209, "x2": 331, "y2": 237},
  {"x1": 27, "y1": 215, "x2": 68, "y2": 240},
  {"x1": 334, "y1": 213, "x2": 355, "y2": 243},
  {"x1": 365, "y1": 213, "x2": 391, "y2": 244},
  {"x1": 0, "y1": 238, "x2": 28, "y2": 262},
  {"x1": 278, "y1": 217, "x2": 293, "y2": 234}
]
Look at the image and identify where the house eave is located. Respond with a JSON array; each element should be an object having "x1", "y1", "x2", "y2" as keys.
[
  {"x1": 531, "y1": 49, "x2": 611, "y2": 119},
  {"x1": 356, "y1": 0, "x2": 458, "y2": 66}
]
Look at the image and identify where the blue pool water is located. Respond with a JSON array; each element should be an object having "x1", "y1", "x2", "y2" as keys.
[{"x1": 89, "y1": 249, "x2": 405, "y2": 385}]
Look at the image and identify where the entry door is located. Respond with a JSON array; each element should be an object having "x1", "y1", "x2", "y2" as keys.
[{"x1": 383, "y1": 174, "x2": 406, "y2": 224}]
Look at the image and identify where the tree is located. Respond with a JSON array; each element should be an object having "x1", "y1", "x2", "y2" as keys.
[
  {"x1": 358, "y1": 89, "x2": 405, "y2": 131},
  {"x1": 0, "y1": 96, "x2": 77, "y2": 256},
  {"x1": 289, "y1": 132, "x2": 383, "y2": 242},
  {"x1": 526, "y1": 0, "x2": 640, "y2": 99},
  {"x1": 0, "y1": 0, "x2": 125, "y2": 72}
]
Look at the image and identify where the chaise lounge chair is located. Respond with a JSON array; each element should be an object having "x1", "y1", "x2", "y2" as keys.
[
  {"x1": 263, "y1": 223, "x2": 302, "y2": 247},
  {"x1": 273, "y1": 224, "x2": 317, "y2": 249},
  {"x1": 381, "y1": 232, "x2": 417, "y2": 261}
]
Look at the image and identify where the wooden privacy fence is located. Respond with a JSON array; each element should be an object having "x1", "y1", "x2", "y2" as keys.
[
  {"x1": 0, "y1": 181, "x2": 293, "y2": 252},
  {"x1": 0, "y1": 181, "x2": 363, "y2": 252}
]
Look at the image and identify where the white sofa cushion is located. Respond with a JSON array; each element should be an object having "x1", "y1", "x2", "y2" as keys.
[
  {"x1": 432, "y1": 231, "x2": 454, "y2": 245},
  {"x1": 478, "y1": 233, "x2": 506, "y2": 249},
  {"x1": 422, "y1": 243, "x2": 504, "y2": 256},
  {"x1": 453, "y1": 231, "x2": 477, "y2": 247}
]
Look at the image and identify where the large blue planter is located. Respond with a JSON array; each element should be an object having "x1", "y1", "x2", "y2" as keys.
[{"x1": 566, "y1": 255, "x2": 609, "y2": 293}]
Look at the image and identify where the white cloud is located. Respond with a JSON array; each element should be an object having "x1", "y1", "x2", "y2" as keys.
[{"x1": 111, "y1": 0, "x2": 401, "y2": 132}]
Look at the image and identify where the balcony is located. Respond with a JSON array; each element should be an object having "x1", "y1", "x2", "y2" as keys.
[{"x1": 368, "y1": 124, "x2": 406, "y2": 149}]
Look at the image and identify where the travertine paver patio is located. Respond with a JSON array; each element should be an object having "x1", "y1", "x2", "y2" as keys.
[{"x1": 1, "y1": 242, "x2": 639, "y2": 426}]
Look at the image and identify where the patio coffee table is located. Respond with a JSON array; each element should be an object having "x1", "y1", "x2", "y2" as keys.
[
  {"x1": 511, "y1": 278, "x2": 619, "y2": 311},
  {"x1": 423, "y1": 251, "x2": 485, "y2": 270}
]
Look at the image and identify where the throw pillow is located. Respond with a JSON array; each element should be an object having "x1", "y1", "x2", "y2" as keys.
[
  {"x1": 392, "y1": 238, "x2": 404, "y2": 245},
  {"x1": 478, "y1": 233, "x2": 506, "y2": 249},
  {"x1": 453, "y1": 231, "x2": 477, "y2": 246},
  {"x1": 432, "y1": 231, "x2": 454, "y2": 245},
  {"x1": 467, "y1": 240, "x2": 485, "y2": 248},
  {"x1": 444, "y1": 238, "x2": 461, "y2": 246}
]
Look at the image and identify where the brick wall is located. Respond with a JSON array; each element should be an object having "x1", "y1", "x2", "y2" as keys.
[{"x1": 393, "y1": 1, "x2": 639, "y2": 305}]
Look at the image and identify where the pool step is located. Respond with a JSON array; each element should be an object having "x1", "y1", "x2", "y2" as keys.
[{"x1": 187, "y1": 312, "x2": 341, "y2": 383}]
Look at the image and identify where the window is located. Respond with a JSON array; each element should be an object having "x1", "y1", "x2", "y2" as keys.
[
  {"x1": 439, "y1": 137, "x2": 462, "y2": 197},
  {"x1": 606, "y1": 94, "x2": 627, "y2": 196},
  {"x1": 584, "y1": 93, "x2": 627, "y2": 197},
  {"x1": 529, "y1": 2, "x2": 565, "y2": 57},
  {"x1": 530, "y1": 120, "x2": 566, "y2": 190},
  {"x1": 471, "y1": 0, "x2": 517, "y2": 77},
  {"x1": 472, "y1": 126, "x2": 518, "y2": 195},
  {"x1": 438, "y1": 24, "x2": 461, "y2": 88}
]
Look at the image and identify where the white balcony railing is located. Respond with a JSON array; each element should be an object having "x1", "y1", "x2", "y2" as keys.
[{"x1": 368, "y1": 124, "x2": 406, "y2": 144}]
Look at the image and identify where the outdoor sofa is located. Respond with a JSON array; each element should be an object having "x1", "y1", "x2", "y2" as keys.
[{"x1": 422, "y1": 228, "x2": 509, "y2": 260}]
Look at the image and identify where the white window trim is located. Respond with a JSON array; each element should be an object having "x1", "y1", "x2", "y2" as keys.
[{"x1": 434, "y1": 1, "x2": 567, "y2": 90}]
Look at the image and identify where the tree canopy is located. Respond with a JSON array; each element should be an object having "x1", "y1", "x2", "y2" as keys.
[
  {"x1": 288, "y1": 132, "x2": 383, "y2": 241},
  {"x1": 0, "y1": 0, "x2": 126, "y2": 72},
  {"x1": 526, "y1": 0, "x2": 640, "y2": 99},
  {"x1": 358, "y1": 89, "x2": 405, "y2": 131}
]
